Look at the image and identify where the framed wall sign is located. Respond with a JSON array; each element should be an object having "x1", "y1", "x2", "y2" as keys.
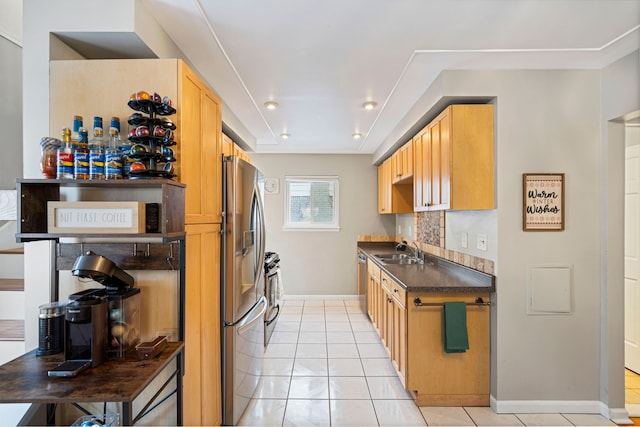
[{"x1": 523, "y1": 173, "x2": 565, "y2": 231}]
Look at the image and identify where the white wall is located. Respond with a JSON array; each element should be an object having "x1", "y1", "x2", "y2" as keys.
[
  {"x1": 0, "y1": 1, "x2": 22, "y2": 189},
  {"x1": 251, "y1": 153, "x2": 395, "y2": 296},
  {"x1": 601, "y1": 50, "x2": 640, "y2": 418},
  {"x1": 433, "y1": 69, "x2": 605, "y2": 412}
]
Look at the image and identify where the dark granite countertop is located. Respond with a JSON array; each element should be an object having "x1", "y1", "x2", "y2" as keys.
[{"x1": 358, "y1": 242, "x2": 495, "y2": 293}]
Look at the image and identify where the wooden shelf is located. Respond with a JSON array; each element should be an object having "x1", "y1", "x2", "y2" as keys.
[
  {"x1": 0, "y1": 279, "x2": 23, "y2": 292},
  {"x1": 0, "y1": 320, "x2": 24, "y2": 341},
  {"x1": 16, "y1": 179, "x2": 185, "y2": 242},
  {"x1": 0, "y1": 248, "x2": 23, "y2": 255}
]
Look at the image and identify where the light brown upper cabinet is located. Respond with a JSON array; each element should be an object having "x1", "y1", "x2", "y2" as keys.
[
  {"x1": 414, "y1": 104, "x2": 494, "y2": 211},
  {"x1": 392, "y1": 140, "x2": 413, "y2": 184},
  {"x1": 378, "y1": 157, "x2": 413, "y2": 214},
  {"x1": 179, "y1": 64, "x2": 223, "y2": 224},
  {"x1": 222, "y1": 133, "x2": 251, "y2": 163}
]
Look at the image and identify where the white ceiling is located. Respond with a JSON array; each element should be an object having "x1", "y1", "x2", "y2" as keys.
[{"x1": 141, "y1": 0, "x2": 639, "y2": 155}]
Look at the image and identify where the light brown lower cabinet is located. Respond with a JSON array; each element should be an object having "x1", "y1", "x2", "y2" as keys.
[
  {"x1": 185, "y1": 223, "x2": 222, "y2": 426},
  {"x1": 367, "y1": 258, "x2": 490, "y2": 406},
  {"x1": 406, "y1": 292, "x2": 490, "y2": 406}
]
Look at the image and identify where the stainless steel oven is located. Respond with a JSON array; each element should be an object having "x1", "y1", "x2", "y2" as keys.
[{"x1": 264, "y1": 252, "x2": 281, "y2": 347}]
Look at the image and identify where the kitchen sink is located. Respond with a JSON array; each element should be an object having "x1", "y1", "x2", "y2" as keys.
[{"x1": 373, "y1": 253, "x2": 424, "y2": 265}]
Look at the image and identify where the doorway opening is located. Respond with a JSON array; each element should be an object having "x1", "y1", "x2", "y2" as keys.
[{"x1": 623, "y1": 110, "x2": 640, "y2": 416}]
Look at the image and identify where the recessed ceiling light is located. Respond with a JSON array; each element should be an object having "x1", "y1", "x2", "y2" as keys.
[
  {"x1": 352, "y1": 133, "x2": 362, "y2": 139},
  {"x1": 362, "y1": 101, "x2": 378, "y2": 110},
  {"x1": 264, "y1": 101, "x2": 279, "y2": 110},
  {"x1": 280, "y1": 133, "x2": 290, "y2": 139}
]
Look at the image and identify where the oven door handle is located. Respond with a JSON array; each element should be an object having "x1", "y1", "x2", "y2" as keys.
[{"x1": 265, "y1": 304, "x2": 280, "y2": 326}]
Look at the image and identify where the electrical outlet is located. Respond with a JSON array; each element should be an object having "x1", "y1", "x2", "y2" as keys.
[
  {"x1": 461, "y1": 232, "x2": 468, "y2": 248},
  {"x1": 408, "y1": 225, "x2": 413, "y2": 238},
  {"x1": 398, "y1": 225, "x2": 402, "y2": 235},
  {"x1": 477, "y1": 233, "x2": 488, "y2": 251}
]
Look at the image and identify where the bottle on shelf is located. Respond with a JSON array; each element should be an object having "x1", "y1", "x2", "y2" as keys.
[
  {"x1": 89, "y1": 116, "x2": 105, "y2": 180},
  {"x1": 105, "y1": 117, "x2": 123, "y2": 180},
  {"x1": 74, "y1": 128, "x2": 90, "y2": 180},
  {"x1": 71, "y1": 115, "x2": 83, "y2": 150},
  {"x1": 56, "y1": 127, "x2": 74, "y2": 180},
  {"x1": 40, "y1": 137, "x2": 60, "y2": 178},
  {"x1": 121, "y1": 131, "x2": 132, "y2": 178}
]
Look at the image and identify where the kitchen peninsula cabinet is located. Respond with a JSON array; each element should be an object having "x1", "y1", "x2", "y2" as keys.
[
  {"x1": 360, "y1": 244, "x2": 492, "y2": 407},
  {"x1": 49, "y1": 59, "x2": 223, "y2": 426},
  {"x1": 378, "y1": 158, "x2": 412, "y2": 214},
  {"x1": 413, "y1": 104, "x2": 494, "y2": 211}
]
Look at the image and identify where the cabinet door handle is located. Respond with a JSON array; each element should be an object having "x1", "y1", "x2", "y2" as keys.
[
  {"x1": 387, "y1": 297, "x2": 392, "y2": 303},
  {"x1": 394, "y1": 289, "x2": 398, "y2": 293}
]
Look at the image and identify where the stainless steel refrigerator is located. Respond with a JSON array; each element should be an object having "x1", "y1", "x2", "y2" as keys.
[{"x1": 221, "y1": 156, "x2": 267, "y2": 426}]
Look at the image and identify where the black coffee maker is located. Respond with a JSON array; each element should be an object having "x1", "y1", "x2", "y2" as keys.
[
  {"x1": 48, "y1": 252, "x2": 136, "y2": 377},
  {"x1": 65, "y1": 289, "x2": 108, "y2": 367}
]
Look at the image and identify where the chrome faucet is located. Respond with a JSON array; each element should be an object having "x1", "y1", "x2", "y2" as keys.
[{"x1": 412, "y1": 242, "x2": 425, "y2": 263}]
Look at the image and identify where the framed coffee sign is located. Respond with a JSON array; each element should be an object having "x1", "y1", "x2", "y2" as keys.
[{"x1": 523, "y1": 173, "x2": 565, "y2": 231}]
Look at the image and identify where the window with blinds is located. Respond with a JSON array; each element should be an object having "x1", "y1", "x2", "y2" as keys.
[{"x1": 284, "y1": 176, "x2": 340, "y2": 230}]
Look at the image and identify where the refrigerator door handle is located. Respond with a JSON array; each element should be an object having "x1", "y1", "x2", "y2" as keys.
[
  {"x1": 236, "y1": 296, "x2": 267, "y2": 335},
  {"x1": 254, "y1": 182, "x2": 266, "y2": 285}
]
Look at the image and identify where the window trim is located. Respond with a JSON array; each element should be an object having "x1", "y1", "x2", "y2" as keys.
[{"x1": 283, "y1": 175, "x2": 340, "y2": 231}]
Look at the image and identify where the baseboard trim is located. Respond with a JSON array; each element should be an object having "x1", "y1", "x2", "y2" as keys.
[
  {"x1": 282, "y1": 294, "x2": 359, "y2": 301},
  {"x1": 491, "y1": 396, "x2": 601, "y2": 414},
  {"x1": 490, "y1": 396, "x2": 632, "y2": 424},
  {"x1": 611, "y1": 407, "x2": 633, "y2": 425},
  {"x1": 626, "y1": 403, "x2": 640, "y2": 417}
]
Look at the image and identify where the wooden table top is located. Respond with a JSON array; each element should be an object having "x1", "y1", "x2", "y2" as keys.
[{"x1": 0, "y1": 341, "x2": 183, "y2": 404}]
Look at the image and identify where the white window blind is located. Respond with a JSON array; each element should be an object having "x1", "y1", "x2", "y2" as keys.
[{"x1": 284, "y1": 176, "x2": 340, "y2": 230}]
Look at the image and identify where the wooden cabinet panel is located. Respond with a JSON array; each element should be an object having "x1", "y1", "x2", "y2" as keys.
[
  {"x1": 367, "y1": 259, "x2": 380, "y2": 328},
  {"x1": 413, "y1": 104, "x2": 494, "y2": 211},
  {"x1": 222, "y1": 133, "x2": 251, "y2": 163},
  {"x1": 391, "y1": 298, "x2": 407, "y2": 386},
  {"x1": 391, "y1": 141, "x2": 413, "y2": 184},
  {"x1": 406, "y1": 292, "x2": 490, "y2": 406},
  {"x1": 413, "y1": 133, "x2": 425, "y2": 210},
  {"x1": 378, "y1": 158, "x2": 412, "y2": 214},
  {"x1": 185, "y1": 223, "x2": 221, "y2": 426},
  {"x1": 179, "y1": 64, "x2": 223, "y2": 224}
]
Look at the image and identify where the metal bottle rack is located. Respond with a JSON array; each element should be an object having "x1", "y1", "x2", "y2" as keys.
[{"x1": 126, "y1": 99, "x2": 177, "y2": 179}]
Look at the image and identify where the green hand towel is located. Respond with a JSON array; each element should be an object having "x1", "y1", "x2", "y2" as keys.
[{"x1": 443, "y1": 302, "x2": 469, "y2": 353}]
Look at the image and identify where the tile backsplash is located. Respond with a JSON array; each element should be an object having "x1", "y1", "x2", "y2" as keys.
[
  {"x1": 415, "y1": 211, "x2": 445, "y2": 247},
  {"x1": 358, "y1": 210, "x2": 495, "y2": 276}
]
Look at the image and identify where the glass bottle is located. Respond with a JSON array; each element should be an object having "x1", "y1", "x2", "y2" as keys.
[
  {"x1": 121, "y1": 126, "x2": 132, "y2": 178},
  {"x1": 74, "y1": 128, "x2": 90, "y2": 180},
  {"x1": 89, "y1": 116, "x2": 105, "y2": 180},
  {"x1": 71, "y1": 115, "x2": 83, "y2": 150},
  {"x1": 105, "y1": 117, "x2": 123, "y2": 180},
  {"x1": 56, "y1": 127, "x2": 74, "y2": 180},
  {"x1": 40, "y1": 137, "x2": 60, "y2": 178}
]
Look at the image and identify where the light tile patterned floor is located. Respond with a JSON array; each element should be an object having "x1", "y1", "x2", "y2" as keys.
[{"x1": 238, "y1": 299, "x2": 617, "y2": 426}]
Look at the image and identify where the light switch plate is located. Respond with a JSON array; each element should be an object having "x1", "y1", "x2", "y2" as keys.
[{"x1": 477, "y1": 233, "x2": 487, "y2": 251}]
